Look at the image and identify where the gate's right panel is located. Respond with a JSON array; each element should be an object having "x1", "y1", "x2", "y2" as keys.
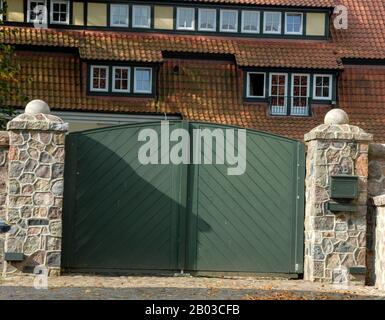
[{"x1": 186, "y1": 123, "x2": 305, "y2": 275}]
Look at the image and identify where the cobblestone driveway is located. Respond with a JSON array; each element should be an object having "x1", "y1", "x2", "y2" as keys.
[{"x1": 1, "y1": 275, "x2": 385, "y2": 300}]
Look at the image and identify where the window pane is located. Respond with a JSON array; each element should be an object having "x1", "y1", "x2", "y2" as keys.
[
  {"x1": 111, "y1": 4, "x2": 129, "y2": 26},
  {"x1": 133, "y1": 6, "x2": 150, "y2": 27},
  {"x1": 113, "y1": 67, "x2": 130, "y2": 92},
  {"x1": 177, "y1": 8, "x2": 195, "y2": 29},
  {"x1": 286, "y1": 13, "x2": 302, "y2": 33},
  {"x1": 242, "y1": 11, "x2": 259, "y2": 32},
  {"x1": 135, "y1": 69, "x2": 152, "y2": 93},
  {"x1": 248, "y1": 73, "x2": 265, "y2": 97},
  {"x1": 270, "y1": 74, "x2": 287, "y2": 115},
  {"x1": 199, "y1": 9, "x2": 216, "y2": 30},
  {"x1": 30, "y1": 0, "x2": 47, "y2": 22},
  {"x1": 314, "y1": 75, "x2": 332, "y2": 98},
  {"x1": 51, "y1": 1, "x2": 68, "y2": 23},
  {"x1": 91, "y1": 66, "x2": 108, "y2": 91},
  {"x1": 221, "y1": 10, "x2": 238, "y2": 32},
  {"x1": 264, "y1": 12, "x2": 281, "y2": 33}
]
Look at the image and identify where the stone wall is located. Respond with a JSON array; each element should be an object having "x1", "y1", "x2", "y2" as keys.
[
  {"x1": 0, "y1": 131, "x2": 9, "y2": 274},
  {"x1": 4, "y1": 113, "x2": 67, "y2": 276},
  {"x1": 366, "y1": 144, "x2": 385, "y2": 285},
  {"x1": 304, "y1": 116, "x2": 372, "y2": 284},
  {"x1": 372, "y1": 195, "x2": 385, "y2": 290}
]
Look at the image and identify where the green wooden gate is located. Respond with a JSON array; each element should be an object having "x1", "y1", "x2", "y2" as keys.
[{"x1": 62, "y1": 121, "x2": 305, "y2": 275}]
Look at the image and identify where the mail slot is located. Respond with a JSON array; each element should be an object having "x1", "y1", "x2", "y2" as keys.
[
  {"x1": 4, "y1": 252, "x2": 24, "y2": 262},
  {"x1": 330, "y1": 175, "x2": 358, "y2": 199}
]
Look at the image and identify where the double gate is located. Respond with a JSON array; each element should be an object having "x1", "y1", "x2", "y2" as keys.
[{"x1": 62, "y1": 121, "x2": 305, "y2": 275}]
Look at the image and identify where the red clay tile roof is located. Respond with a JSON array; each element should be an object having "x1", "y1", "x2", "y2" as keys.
[
  {"x1": 332, "y1": 0, "x2": 385, "y2": 60},
  {"x1": 8, "y1": 50, "x2": 330, "y2": 140},
  {"x1": 2, "y1": 0, "x2": 385, "y2": 141},
  {"x1": 176, "y1": 0, "x2": 334, "y2": 7},
  {"x1": 338, "y1": 64, "x2": 385, "y2": 141},
  {"x1": 7, "y1": 50, "x2": 385, "y2": 142},
  {"x1": 82, "y1": 31, "x2": 342, "y2": 69},
  {"x1": 1, "y1": 0, "x2": 385, "y2": 62},
  {"x1": 0, "y1": 27, "x2": 342, "y2": 69},
  {"x1": 1, "y1": 0, "x2": 385, "y2": 63},
  {"x1": 0, "y1": 26, "x2": 79, "y2": 47}
]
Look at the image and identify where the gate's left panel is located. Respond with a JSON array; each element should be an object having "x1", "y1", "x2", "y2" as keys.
[{"x1": 62, "y1": 123, "x2": 183, "y2": 273}]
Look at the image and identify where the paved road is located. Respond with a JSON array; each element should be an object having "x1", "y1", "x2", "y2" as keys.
[{"x1": 1, "y1": 275, "x2": 384, "y2": 300}]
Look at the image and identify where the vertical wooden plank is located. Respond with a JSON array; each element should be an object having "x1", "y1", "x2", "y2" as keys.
[
  {"x1": 61, "y1": 134, "x2": 78, "y2": 270},
  {"x1": 176, "y1": 121, "x2": 189, "y2": 272},
  {"x1": 294, "y1": 142, "x2": 305, "y2": 273},
  {"x1": 185, "y1": 122, "x2": 199, "y2": 271}
]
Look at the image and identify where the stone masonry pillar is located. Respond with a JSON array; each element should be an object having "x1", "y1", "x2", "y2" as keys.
[
  {"x1": 4, "y1": 100, "x2": 67, "y2": 276},
  {"x1": 0, "y1": 131, "x2": 9, "y2": 273},
  {"x1": 304, "y1": 109, "x2": 372, "y2": 284},
  {"x1": 372, "y1": 195, "x2": 385, "y2": 290}
]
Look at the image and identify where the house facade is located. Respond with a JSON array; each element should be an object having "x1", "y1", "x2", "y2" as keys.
[{"x1": 0, "y1": 0, "x2": 384, "y2": 141}]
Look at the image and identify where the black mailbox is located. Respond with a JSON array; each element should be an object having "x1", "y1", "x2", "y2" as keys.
[{"x1": 330, "y1": 175, "x2": 359, "y2": 200}]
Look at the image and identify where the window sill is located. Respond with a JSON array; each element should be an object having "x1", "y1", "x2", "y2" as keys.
[{"x1": 87, "y1": 92, "x2": 155, "y2": 98}]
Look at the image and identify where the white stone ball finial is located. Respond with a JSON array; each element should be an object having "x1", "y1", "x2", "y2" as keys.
[
  {"x1": 25, "y1": 99, "x2": 51, "y2": 115},
  {"x1": 324, "y1": 108, "x2": 349, "y2": 125}
]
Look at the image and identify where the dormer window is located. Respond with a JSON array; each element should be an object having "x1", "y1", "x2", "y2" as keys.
[
  {"x1": 110, "y1": 4, "x2": 129, "y2": 27},
  {"x1": 177, "y1": 7, "x2": 195, "y2": 30},
  {"x1": 285, "y1": 12, "x2": 303, "y2": 35},
  {"x1": 89, "y1": 64, "x2": 154, "y2": 96},
  {"x1": 132, "y1": 5, "x2": 151, "y2": 28},
  {"x1": 90, "y1": 66, "x2": 109, "y2": 92},
  {"x1": 241, "y1": 11, "x2": 260, "y2": 34},
  {"x1": 313, "y1": 74, "x2": 333, "y2": 100},
  {"x1": 50, "y1": 0, "x2": 69, "y2": 25},
  {"x1": 112, "y1": 67, "x2": 130, "y2": 93},
  {"x1": 220, "y1": 10, "x2": 238, "y2": 32},
  {"x1": 134, "y1": 68, "x2": 153, "y2": 94},
  {"x1": 263, "y1": 12, "x2": 281, "y2": 34},
  {"x1": 198, "y1": 8, "x2": 216, "y2": 32},
  {"x1": 27, "y1": 0, "x2": 47, "y2": 24}
]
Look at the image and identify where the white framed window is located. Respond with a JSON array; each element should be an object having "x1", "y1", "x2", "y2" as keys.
[
  {"x1": 313, "y1": 74, "x2": 333, "y2": 100},
  {"x1": 198, "y1": 8, "x2": 216, "y2": 31},
  {"x1": 291, "y1": 74, "x2": 310, "y2": 116},
  {"x1": 112, "y1": 67, "x2": 130, "y2": 93},
  {"x1": 241, "y1": 11, "x2": 260, "y2": 33},
  {"x1": 177, "y1": 7, "x2": 195, "y2": 30},
  {"x1": 132, "y1": 5, "x2": 151, "y2": 28},
  {"x1": 27, "y1": 0, "x2": 47, "y2": 24},
  {"x1": 285, "y1": 12, "x2": 303, "y2": 35},
  {"x1": 134, "y1": 68, "x2": 152, "y2": 94},
  {"x1": 220, "y1": 9, "x2": 238, "y2": 32},
  {"x1": 269, "y1": 73, "x2": 288, "y2": 115},
  {"x1": 50, "y1": 0, "x2": 69, "y2": 24},
  {"x1": 90, "y1": 66, "x2": 109, "y2": 92},
  {"x1": 246, "y1": 72, "x2": 266, "y2": 98},
  {"x1": 110, "y1": 4, "x2": 129, "y2": 27},
  {"x1": 263, "y1": 11, "x2": 281, "y2": 34}
]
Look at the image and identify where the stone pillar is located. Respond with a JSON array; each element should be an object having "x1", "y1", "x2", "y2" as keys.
[
  {"x1": 304, "y1": 109, "x2": 373, "y2": 284},
  {"x1": 4, "y1": 100, "x2": 67, "y2": 276},
  {"x1": 372, "y1": 195, "x2": 385, "y2": 290},
  {"x1": 0, "y1": 131, "x2": 9, "y2": 273}
]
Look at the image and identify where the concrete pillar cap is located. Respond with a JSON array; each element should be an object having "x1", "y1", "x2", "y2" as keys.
[
  {"x1": 25, "y1": 99, "x2": 51, "y2": 115},
  {"x1": 324, "y1": 108, "x2": 349, "y2": 125}
]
